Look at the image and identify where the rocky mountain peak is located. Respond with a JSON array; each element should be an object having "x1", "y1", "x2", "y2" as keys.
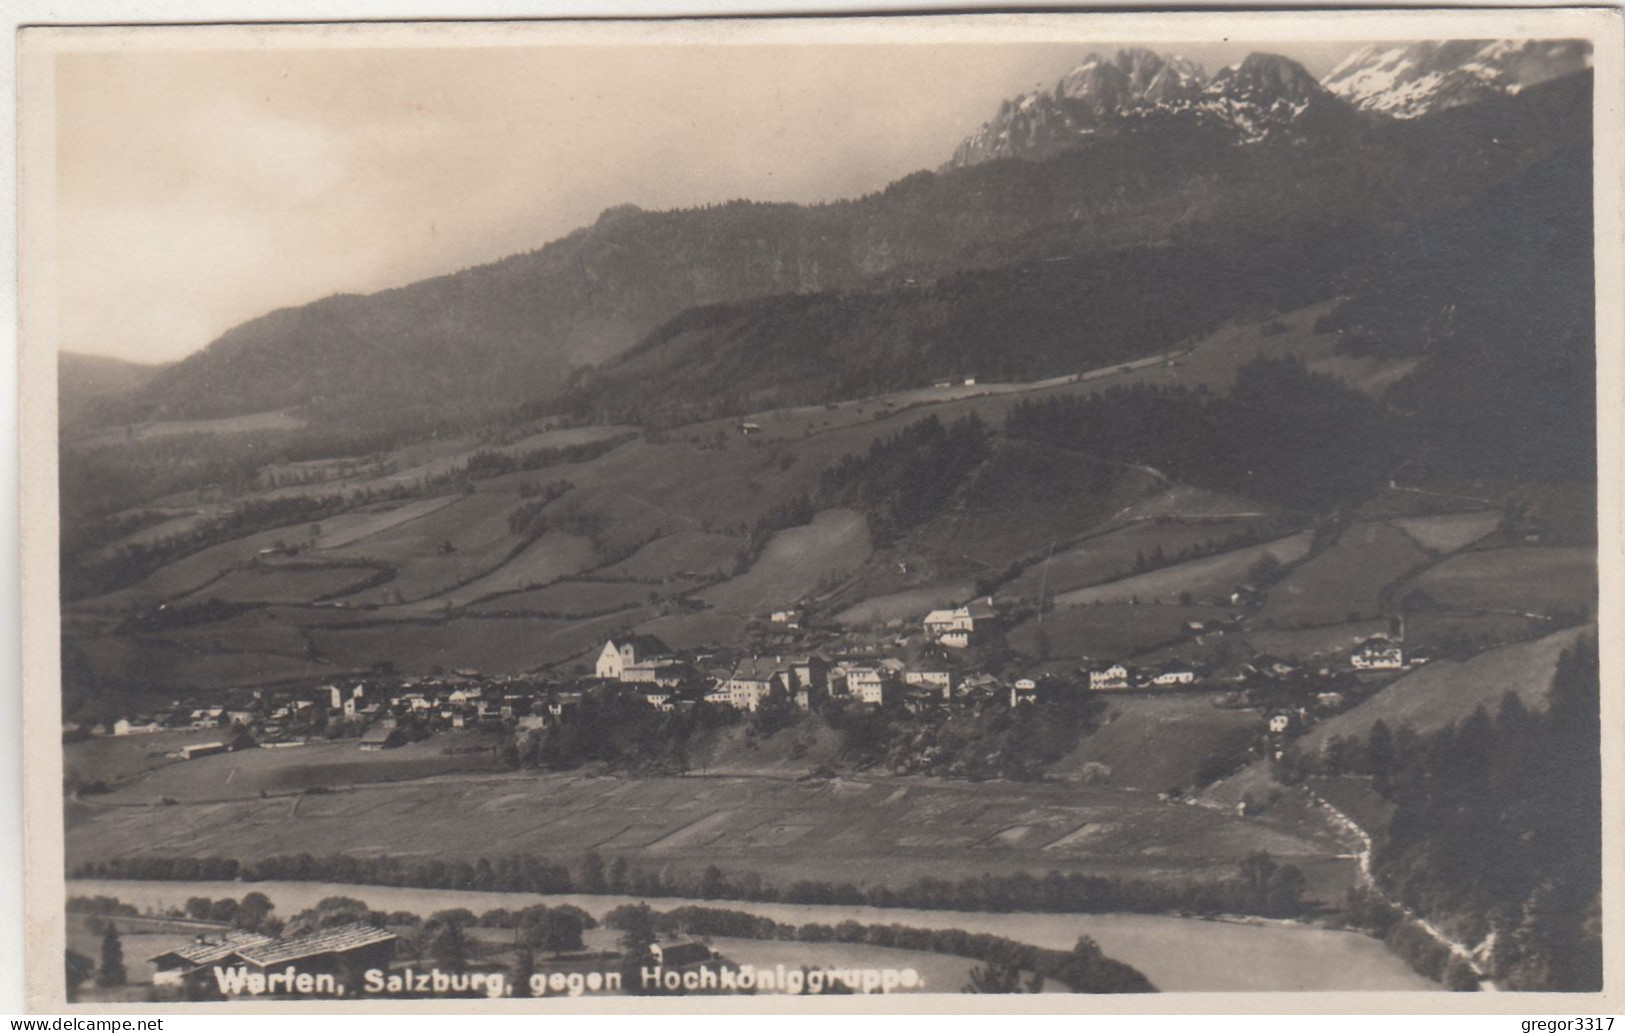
[
  {"x1": 1208, "y1": 52, "x2": 1326, "y2": 105},
  {"x1": 1323, "y1": 39, "x2": 1591, "y2": 118},
  {"x1": 948, "y1": 48, "x2": 1350, "y2": 167}
]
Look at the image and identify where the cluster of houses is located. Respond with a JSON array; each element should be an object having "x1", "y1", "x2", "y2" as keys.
[
  {"x1": 85, "y1": 589, "x2": 1417, "y2": 758},
  {"x1": 583, "y1": 599, "x2": 1010, "y2": 714}
]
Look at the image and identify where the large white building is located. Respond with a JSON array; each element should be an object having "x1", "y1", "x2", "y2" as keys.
[
  {"x1": 595, "y1": 635, "x2": 673, "y2": 680},
  {"x1": 922, "y1": 598, "x2": 996, "y2": 647}
]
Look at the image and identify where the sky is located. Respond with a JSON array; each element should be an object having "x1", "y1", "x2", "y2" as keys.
[{"x1": 51, "y1": 38, "x2": 1364, "y2": 365}]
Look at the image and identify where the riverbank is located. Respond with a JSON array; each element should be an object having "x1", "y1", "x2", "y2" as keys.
[{"x1": 68, "y1": 878, "x2": 1434, "y2": 993}]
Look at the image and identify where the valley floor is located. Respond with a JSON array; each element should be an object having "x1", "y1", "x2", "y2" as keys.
[{"x1": 66, "y1": 768, "x2": 1356, "y2": 900}]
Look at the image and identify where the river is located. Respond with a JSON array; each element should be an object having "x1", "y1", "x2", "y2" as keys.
[{"x1": 68, "y1": 878, "x2": 1434, "y2": 993}]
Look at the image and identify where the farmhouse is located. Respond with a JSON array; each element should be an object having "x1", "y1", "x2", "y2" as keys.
[
  {"x1": 1148, "y1": 662, "x2": 1197, "y2": 688},
  {"x1": 207, "y1": 923, "x2": 397, "y2": 994},
  {"x1": 595, "y1": 635, "x2": 674, "y2": 681},
  {"x1": 1089, "y1": 664, "x2": 1131, "y2": 691},
  {"x1": 1009, "y1": 678, "x2": 1038, "y2": 707},
  {"x1": 1351, "y1": 637, "x2": 1405, "y2": 670},
  {"x1": 151, "y1": 931, "x2": 277, "y2": 987},
  {"x1": 904, "y1": 667, "x2": 955, "y2": 699}
]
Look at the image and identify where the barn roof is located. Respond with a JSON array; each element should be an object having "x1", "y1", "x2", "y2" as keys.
[
  {"x1": 152, "y1": 931, "x2": 276, "y2": 968},
  {"x1": 230, "y1": 924, "x2": 396, "y2": 967}
]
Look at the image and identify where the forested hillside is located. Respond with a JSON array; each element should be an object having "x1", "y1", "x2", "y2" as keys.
[
  {"x1": 80, "y1": 72, "x2": 1590, "y2": 431},
  {"x1": 1288, "y1": 639, "x2": 1601, "y2": 990}
]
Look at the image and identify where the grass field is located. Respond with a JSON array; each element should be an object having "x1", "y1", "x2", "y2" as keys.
[
  {"x1": 65, "y1": 729, "x2": 243, "y2": 787},
  {"x1": 1109, "y1": 485, "x2": 1272, "y2": 523},
  {"x1": 1208, "y1": 625, "x2": 1595, "y2": 813},
  {"x1": 1048, "y1": 696, "x2": 1261, "y2": 792},
  {"x1": 1006, "y1": 603, "x2": 1231, "y2": 662},
  {"x1": 1391, "y1": 510, "x2": 1502, "y2": 553},
  {"x1": 1404, "y1": 547, "x2": 1596, "y2": 616},
  {"x1": 71, "y1": 410, "x2": 305, "y2": 449},
  {"x1": 80, "y1": 733, "x2": 510, "y2": 804},
  {"x1": 72, "y1": 634, "x2": 349, "y2": 692},
  {"x1": 465, "y1": 579, "x2": 658, "y2": 617},
  {"x1": 1257, "y1": 522, "x2": 1426, "y2": 627},
  {"x1": 308, "y1": 611, "x2": 645, "y2": 677},
  {"x1": 179, "y1": 563, "x2": 383, "y2": 605},
  {"x1": 1052, "y1": 534, "x2": 1314, "y2": 608},
  {"x1": 1244, "y1": 620, "x2": 1391, "y2": 662},
  {"x1": 1401, "y1": 611, "x2": 1551, "y2": 653},
  {"x1": 1293, "y1": 624, "x2": 1593, "y2": 752},
  {"x1": 65, "y1": 770, "x2": 1349, "y2": 893},
  {"x1": 1005, "y1": 519, "x2": 1270, "y2": 603},
  {"x1": 623, "y1": 610, "x2": 750, "y2": 655},
  {"x1": 399, "y1": 532, "x2": 598, "y2": 611},
  {"x1": 75, "y1": 525, "x2": 332, "y2": 611},
  {"x1": 699, "y1": 509, "x2": 870, "y2": 615},
  {"x1": 153, "y1": 610, "x2": 314, "y2": 657},
  {"x1": 322, "y1": 492, "x2": 526, "y2": 606},
  {"x1": 594, "y1": 531, "x2": 745, "y2": 583},
  {"x1": 831, "y1": 581, "x2": 979, "y2": 627},
  {"x1": 308, "y1": 496, "x2": 463, "y2": 550},
  {"x1": 94, "y1": 509, "x2": 215, "y2": 560},
  {"x1": 66, "y1": 918, "x2": 210, "y2": 986}
]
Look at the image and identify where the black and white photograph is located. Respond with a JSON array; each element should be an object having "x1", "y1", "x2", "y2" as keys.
[{"x1": 15, "y1": 10, "x2": 1622, "y2": 1011}]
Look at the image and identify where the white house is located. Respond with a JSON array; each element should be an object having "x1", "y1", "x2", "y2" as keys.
[
  {"x1": 1268, "y1": 712, "x2": 1293, "y2": 734},
  {"x1": 1351, "y1": 637, "x2": 1404, "y2": 671},
  {"x1": 923, "y1": 598, "x2": 996, "y2": 644},
  {"x1": 1089, "y1": 664, "x2": 1131, "y2": 691},
  {"x1": 904, "y1": 668, "x2": 955, "y2": 699},
  {"x1": 724, "y1": 658, "x2": 791, "y2": 711},
  {"x1": 845, "y1": 667, "x2": 891, "y2": 705},
  {"x1": 1010, "y1": 678, "x2": 1038, "y2": 707},
  {"x1": 638, "y1": 687, "x2": 676, "y2": 711},
  {"x1": 1150, "y1": 663, "x2": 1196, "y2": 687}
]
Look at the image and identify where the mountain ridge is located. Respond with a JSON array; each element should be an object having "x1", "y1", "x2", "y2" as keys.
[{"x1": 78, "y1": 55, "x2": 1593, "y2": 435}]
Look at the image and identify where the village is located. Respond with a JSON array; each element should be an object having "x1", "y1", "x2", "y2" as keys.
[{"x1": 75, "y1": 585, "x2": 1420, "y2": 772}]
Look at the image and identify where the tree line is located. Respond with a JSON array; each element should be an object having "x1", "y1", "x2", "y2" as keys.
[
  {"x1": 1005, "y1": 356, "x2": 1403, "y2": 513},
  {"x1": 74, "y1": 847, "x2": 1307, "y2": 921},
  {"x1": 604, "y1": 902, "x2": 1155, "y2": 994},
  {"x1": 1280, "y1": 638, "x2": 1601, "y2": 991}
]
